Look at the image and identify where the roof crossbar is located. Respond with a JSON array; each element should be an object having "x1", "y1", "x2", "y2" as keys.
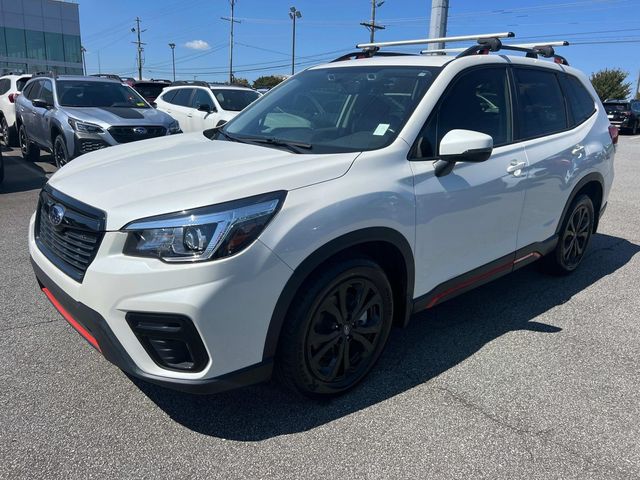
[
  {"x1": 355, "y1": 32, "x2": 514, "y2": 50},
  {"x1": 421, "y1": 41, "x2": 570, "y2": 55},
  {"x1": 456, "y1": 40, "x2": 570, "y2": 65}
]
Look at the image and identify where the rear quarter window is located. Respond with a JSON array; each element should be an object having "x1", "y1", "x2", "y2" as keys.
[
  {"x1": 559, "y1": 74, "x2": 595, "y2": 126},
  {"x1": 0, "y1": 79, "x2": 9, "y2": 95}
]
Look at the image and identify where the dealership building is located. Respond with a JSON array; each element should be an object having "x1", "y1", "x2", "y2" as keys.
[{"x1": 0, "y1": 0, "x2": 83, "y2": 75}]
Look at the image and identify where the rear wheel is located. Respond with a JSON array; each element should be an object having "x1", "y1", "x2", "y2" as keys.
[
  {"x1": 1, "y1": 117, "x2": 11, "y2": 148},
  {"x1": 19, "y1": 125, "x2": 40, "y2": 162},
  {"x1": 276, "y1": 258, "x2": 394, "y2": 398},
  {"x1": 53, "y1": 135, "x2": 70, "y2": 168},
  {"x1": 543, "y1": 194, "x2": 594, "y2": 275}
]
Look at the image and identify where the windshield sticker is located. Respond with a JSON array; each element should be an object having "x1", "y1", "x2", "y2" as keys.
[
  {"x1": 136, "y1": 102, "x2": 146, "y2": 107},
  {"x1": 373, "y1": 123, "x2": 390, "y2": 136}
]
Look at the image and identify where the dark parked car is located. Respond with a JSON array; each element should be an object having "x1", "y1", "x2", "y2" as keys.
[
  {"x1": 128, "y1": 80, "x2": 171, "y2": 104},
  {"x1": 603, "y1": 99, "x2": 640, "y2": 134}
]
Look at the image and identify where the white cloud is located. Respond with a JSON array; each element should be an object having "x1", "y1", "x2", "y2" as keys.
[{"x1": 184, "y1": 40, "x2": 210, "y2": 50}]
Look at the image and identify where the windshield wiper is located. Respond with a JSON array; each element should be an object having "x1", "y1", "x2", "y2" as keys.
[
  {"x1": 238, "y1": 136, "x2": 312, "y2": 154},
  {"x1": 216, "y1": 128, "x2": 240, "y2": 142}
]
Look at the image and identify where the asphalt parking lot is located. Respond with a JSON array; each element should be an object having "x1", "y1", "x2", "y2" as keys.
[{"x1": 1, "y1": 136, "x2": 639, "y2": 479}]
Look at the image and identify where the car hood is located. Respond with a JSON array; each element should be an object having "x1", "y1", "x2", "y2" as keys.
[
  {"x1": 48, "y1": 132, "x2": 359, "y2": 230},
  {"x1": 64, "y1": 106, "x2": 172, "y2": 127}
]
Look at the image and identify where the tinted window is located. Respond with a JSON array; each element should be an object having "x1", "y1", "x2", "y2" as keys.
[
  {"x1": 560, "y1": 75, "x2": 595, "y2": 126},
  {"x1": 16, "y1": 77, "x2": 31, "y2": 91},
  {"x1": 171, "y1": 88, "x2": 194, "y2": 107},
  {"x1": 603, "y1": 102, "x2": 630, "y2": 112},
  {"x1": 25, "y1": 80, "x2": 42, "y2": 100},
  {"x1": 211, "y1": 88, "x2": 259, "y2": 111},
  {"x1": 161, "y1": 89, "x2": 178, "y2": 103},
  {"x1": 0, "y1": 79, "x2": 9, "y2": 95},
  {"x1": 132, "y1": 82, "x2": 166, "y2": 100},
  {"x1": 56, "y1": 81, "x2": 149, "y2": 108},
  {"x1": 410, "y1": 67, "x2": 511, "y2": 159},
  {"x1": 40, "y1": 80, "x2": 54, "y2": 105},
  {"x1": 514, "y1": 68, "x2": 567, "y2": 139},
  {"x1": 191, "y1": 89, "x2": 213, "y2": 109}
]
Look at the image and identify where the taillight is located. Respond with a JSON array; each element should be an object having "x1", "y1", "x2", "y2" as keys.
[
  {"x1": 8, "y1": 93, "x2": 17, "y2": 103},
  {"x1": 609, "y1": 125, "x2": 619, "y2": 145}
]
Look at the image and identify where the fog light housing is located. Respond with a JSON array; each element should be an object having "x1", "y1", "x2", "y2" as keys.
[{"x1": 126, "y1": 312, "x2": 209, "y2": 372}]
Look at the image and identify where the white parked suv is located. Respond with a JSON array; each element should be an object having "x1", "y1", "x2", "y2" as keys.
[
  {"x1": 0, "y1": 73, "x2": 32, "y2": 147},
  {"x1": 155, "y1": 81, "x2": 260, "y2": 133},
  {"x1": 29, "y1": 34, "x2": 616, "y2": 398}
]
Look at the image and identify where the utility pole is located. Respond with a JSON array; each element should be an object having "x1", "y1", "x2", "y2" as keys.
[
  {"x1": 131, "y1": 17, "x2": 146, "y2": 80},
  {"x1": 289, "y1": 7, "x2": 302, "y2": 75},
  {"x1": 81, "y1": 46, "x2": 86, "y2": 75},
  {"x1": 221, "y1": 0, "x2": 240, "y2": 84},
  {"x1": 97, "y1": 50, "x2": 101, "y2": 74},
  {"x1": 427, "y1": 0, "x2": 449, "y2": 51},
  {"x1": 360, "y1": 1, "x2": 385, "y2": 43},
  {"x1": 168, "y1": 43, "x2": 176, "y2": 82},
  {"x1": 636, "y1": 69, "x2": 640, "y2": 100}
]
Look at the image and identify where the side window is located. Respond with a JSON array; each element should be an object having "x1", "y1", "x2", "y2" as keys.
[
  {"x1": 172, "y1": 88, "x2": 194, "y2": 107},
  {"x1": 161, "y1": 89, "x2": 178, "y2": 104},
  {"x1": 410, "y1": 67, "x2": 511, "y2": 159},
  {"x1": 40, "y1": 80, "x2": 54, "y2": 105},
  {"x1": 0, "y1": 79, "x2": 10, "y2": 95},
  {"x1": 559, "y1": 74, "x2": 595, "y2": 126},
  {"x1": 25, "y1": 81, "x2": 42, "y2": 101},
  {"x1": 514, "y1": 68, "x2": 567, "y2": 139},
  {"x1": 190, "y1": 89, "x2": 213, "y2": 110}
]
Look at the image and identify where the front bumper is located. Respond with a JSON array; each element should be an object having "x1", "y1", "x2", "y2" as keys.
[{"x1": 29, "y1": 214, "x2": 293, "y2": 393}]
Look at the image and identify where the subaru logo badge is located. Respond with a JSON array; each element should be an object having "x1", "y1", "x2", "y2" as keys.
[
  {"x1": 49, "y1": 204, "x2": 65, "y2": 226},
  {"x1": 133, "y1": 127, "x2": 147, "y2": 135}
]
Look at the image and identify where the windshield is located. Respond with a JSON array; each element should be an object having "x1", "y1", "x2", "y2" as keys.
[
  {"x1": 222, "y1": 66, "x2": 440, "y2": 153},
  {"x1": 212, "y1": 88, "x2": 260, "y2": 111},
  {"x1": 56, "y1": 80, "x2": 150, "y2": 108},
  {"x1": 133, "y1": 83, "x2": 167, "y2": 99},
  {"x1": 604, "y1": 103, "x2": 630, "y2": 112}
]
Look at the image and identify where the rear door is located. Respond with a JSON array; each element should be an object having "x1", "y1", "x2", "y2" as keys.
[{"x1": 514, "y1": 67, "x2": 602, "y2": 249}]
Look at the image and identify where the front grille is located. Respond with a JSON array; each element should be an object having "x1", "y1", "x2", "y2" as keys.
[
  {"x1": 108, "y1": 125, "x2": 166, "y2": 144},
  {"x1": 35, "y1": 187, "x2": 106, "y2": 282}
]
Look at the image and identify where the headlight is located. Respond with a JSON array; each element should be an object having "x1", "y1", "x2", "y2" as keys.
[
  {"x1": 122, "y1": 191, "x2": 286, "y2": 262},
  {"x1": 68, "y1": 118, "x2": 104, "y2": 133},
  {"x1": 167, "y1": 120, "x2": 181, "y2": 134}
]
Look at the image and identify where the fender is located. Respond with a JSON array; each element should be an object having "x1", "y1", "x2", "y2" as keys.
[
  {"x1": 262, "y1": 227, "x2": 415, "y2": 360},
  {"x1": 555, "y1": 171, "x2": 605, "y2": 234}
]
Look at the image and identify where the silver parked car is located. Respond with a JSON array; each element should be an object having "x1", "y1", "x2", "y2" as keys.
[{"x1": 15, "y1": 74, "x2": 181, "y2": 167}]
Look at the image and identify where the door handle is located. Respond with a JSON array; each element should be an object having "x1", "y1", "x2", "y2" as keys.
[{"x1": 506, "y1": 161, "x2": 527, "y2": 175}]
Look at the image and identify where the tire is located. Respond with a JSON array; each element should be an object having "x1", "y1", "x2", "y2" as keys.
[
  {"x1": 19, "y1": 125, "x2": 40, "y2": 162},
  {"x1": 275, "y1": 258, "x2": 394, "y2": 398},
  {"x1": 53, "y1": 135, "x2": 70, "y2": 168},
  {"x1": 0, "y1": 116, "x2": 11, "y2": 148},
  {"x1": 543, "y1": 194, "x2": 594, "y2": 275},
  {"x1": 0, "y1": 152, "x2": 4, "y2": 185}
]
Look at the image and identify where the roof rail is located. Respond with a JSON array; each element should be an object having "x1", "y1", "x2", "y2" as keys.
[
  {"x1": 356, "y1": 32, "x2": 514, "y2": 50},
  {"x1": 90, "y1": 73, "x2": 123, "y2": 81},
  {"x1": 421, "y1": 41, "x2": 570, "y2": 55},
  {"x1": 332, "y1": 51, "x2": 416, "y2": 62},
  {"x1": 32, "y1": 71, "x2": 57, "y2": 79},
  {"x1": 170, "y1": 80, "x2": 210, "y2": 88}
]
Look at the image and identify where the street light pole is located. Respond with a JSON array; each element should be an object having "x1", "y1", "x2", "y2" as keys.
[
  {"x1": 168, "y1": 43, "x2": 176, "y2": 82},
  {"x1": 289, "y1": 6, "x2": 302, "y2": 76},
  {"x1": 427, "y1": 0, "x2": 449, "y2": 50}
]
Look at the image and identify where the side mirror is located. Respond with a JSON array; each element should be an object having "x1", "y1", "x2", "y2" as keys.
[
  {"x1": 434, "y1": 129, "x2": 493, "y2": 177},
  {"x1": 32, "y1": 98, "x2": 52, "y2": 109},
  {"x1": 197, "y1": 104, "x2": 213, "y2": 113}
]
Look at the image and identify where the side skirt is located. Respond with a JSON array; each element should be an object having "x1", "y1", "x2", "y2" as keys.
[{"x1": 412, "y1": 235, "x2": 558, "y2": 313}]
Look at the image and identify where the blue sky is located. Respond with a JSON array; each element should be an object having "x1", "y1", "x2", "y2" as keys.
[{"x1": 79, "y1": 0, "x2": 640, "y2": 89}]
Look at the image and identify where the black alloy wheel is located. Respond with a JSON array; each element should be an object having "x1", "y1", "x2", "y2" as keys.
[
  {"x1": 0, "y1": 117, "x2": 9, "y2": 148},
  {"x1": 19, "y1": 125, "x2": 39, "y2": 162},
  {"x1": 276, "y1": 259, "x2": 394, "y2": 398},
  {"x1": 53, "y1": 135, "x2": 69, "y2": 168},
  {"x1": 544, "y1": 194, "x2": 594, "y2": 275}
]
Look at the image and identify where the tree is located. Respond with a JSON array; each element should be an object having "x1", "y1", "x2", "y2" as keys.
[
  {"x1": 589, "y1": 68, "x2": 631, "y2": 101},
  {"x1": 233, "y1": 77, "x2": 250, "y2": 87},
  {"x1": 253, "y1": 75, "x2": 286, "y2": 89}
]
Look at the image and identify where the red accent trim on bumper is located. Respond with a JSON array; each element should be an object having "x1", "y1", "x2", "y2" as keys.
[{"x1": 42, "y1": 287, "x2": 101, "y2": 352}]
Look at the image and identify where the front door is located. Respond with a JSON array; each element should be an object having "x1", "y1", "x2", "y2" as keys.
[{"x1": 409, "y1": 66, "x2": 528, "y2": 300}]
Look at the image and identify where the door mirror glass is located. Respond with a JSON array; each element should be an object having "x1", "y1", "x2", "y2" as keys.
[
  {"x1": 32, "y1": 98, "x2": 51, "y2": 109},
  {"x1": 434, "y1": 129, "x2": 493, "y2": 177}
]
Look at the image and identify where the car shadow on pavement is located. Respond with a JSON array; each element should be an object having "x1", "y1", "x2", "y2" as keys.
[
  {"x1": 0, "y1": 148, "x2": 52, "y2": 194},
  {"x1": 133, "y1": 233, "x2": 640, "y2": 441}
]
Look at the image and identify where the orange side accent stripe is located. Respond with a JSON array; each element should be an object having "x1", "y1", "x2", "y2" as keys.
[{"x1": 42, "y1": 287, "x2": 101, "y2": 352}]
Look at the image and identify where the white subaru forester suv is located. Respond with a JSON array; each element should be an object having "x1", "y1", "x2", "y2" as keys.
[{"x1": 29, "y1": 34, "x2": 616, "y2": 398}]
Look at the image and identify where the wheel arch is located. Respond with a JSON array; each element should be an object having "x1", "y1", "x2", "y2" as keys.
[
  {"x1": 556, "y1": 172, "x2": 605, "y2": 235},
  {"x1": 262, "y1": 227, "x2": 415, "y2": 360}
]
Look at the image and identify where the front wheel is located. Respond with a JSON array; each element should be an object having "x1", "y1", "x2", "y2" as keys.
[
  {"x1": 276, "y1": 258, "x2": 394, "y2": 398},
  {"x1": 53, "y1": 135, "x2": 70, "y2": 168},
  {"x1": 543, "y1": 194, "x2": 594, "y2": 275},
  {"x1": 19, "y1": 125, "x2": 40, "y2": 162}
]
